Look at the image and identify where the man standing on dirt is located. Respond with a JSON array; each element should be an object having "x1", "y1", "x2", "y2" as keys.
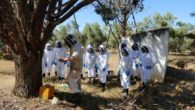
[{"x1": 58, "y1": 34, "x2": 84, "y2": 105}]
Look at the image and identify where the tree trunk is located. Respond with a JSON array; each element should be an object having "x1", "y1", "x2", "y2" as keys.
[
  {"x1": 121, "y1": 11, "x2": 127, "y2": 37},
  {"x1": 13, "y1": 52, "x2": 42, "y2": 98}
]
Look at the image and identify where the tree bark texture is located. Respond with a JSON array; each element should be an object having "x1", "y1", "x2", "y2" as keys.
[
  {"x1": 121, "y1": 12, "x2": 127, "y2": 37},
  {"x1": 13, "y1": 53, "x2": 42, "y2": 97},
  {"x1": 0, "y1": 0, "x2": 95, "y2": 98}
]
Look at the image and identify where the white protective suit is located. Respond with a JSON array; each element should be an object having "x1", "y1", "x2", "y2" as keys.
[
  {"x1": 54, "y1": 41, "x2": 69, "y2": 78},
  {"x1": 42, "y1": 43, "x2": 56, "y2": 75},
  {"x1": 119, "y1": 47, "x2": 133, "y2": 89},
  {"x1": 97, "y1": 45, "x2": 109, "y2": 83},
  {"x1": 118, "y1": 42, "x2": 129, "y2": 78},
  {"x1": 130, "y1": 49, "x2": 140, "y2": 77},
  {"x1": 85, "y1": 45, "x2": 97, "y2": 78},
  {"x1": 140, "y1": 45, "x2": 158, "y2": 83}
]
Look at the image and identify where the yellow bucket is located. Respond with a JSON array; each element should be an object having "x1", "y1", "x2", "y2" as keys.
[{"x1": 39, "y1": 85, "x2": 54, "y2": 99}]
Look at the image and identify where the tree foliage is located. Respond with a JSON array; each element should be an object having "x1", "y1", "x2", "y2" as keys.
[
  {"x1": 82, "y1": 23, "x2": 107, "y2": 48},
  {"x1": 93, "y1": 0, "x2": 144, "y2": 39},
  {"x1": 136, "y1": 12, "x2": 195, "y2": 52},
  {"x1": 136, "y1": 12, "x2": 177, "y2": 32}
]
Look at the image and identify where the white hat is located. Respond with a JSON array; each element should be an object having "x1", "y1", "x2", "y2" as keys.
[
  {"x1": 65, "y1": 34, "x2": 77, "y2": 47},
  {"x1": 45, "y1": 43, "x2": 51, "y2": 48},
  {"x1": 87, "y1": 44, "x2": 93, "y2": 49},
  {"x1": 99, "y1": 44, "x2": 106, "y2": 49}
]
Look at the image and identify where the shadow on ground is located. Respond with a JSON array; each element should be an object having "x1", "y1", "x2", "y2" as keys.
[
  {"x1": 54, "y1": 90, "x2": 124, "y2": 110},
  {"x1": 134, "y1": 66, "x2": 195, "y2": 109},
  {"x1": 50, "y1": 66, "x2": 195, "y2": 110}
]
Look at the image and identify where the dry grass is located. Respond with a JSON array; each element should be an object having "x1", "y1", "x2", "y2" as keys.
[
  {"x1": 108, "y1": 52, "x2": 119, "y2": 74},
  {"x1": 0, "y1": 53, "x2": 195, "y2": 110},
  {"x1": 0, "y1": 60, "x2": 15, "y2": 75}
]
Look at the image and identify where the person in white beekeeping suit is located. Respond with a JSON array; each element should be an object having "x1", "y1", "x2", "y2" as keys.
[
  {"x1": 54, "y1": 40, "x2": 68, "y2": 80},
  {"x1": 58, "y1": 34, "x2": 84, "y2": 105},
  {"x1": 139, "y1": 45, "x2": 158, "y2": 92},
  {"x1": 118, "y1": 47, "x2": 132, "y2": 97},
  {"x1": 97, "y1": 44, "x2": 109, "y2": 92},
  {"x1": 42, "y1": 43, "x2": 56, "y2": 78},
  {"x1": 130, "y1": 43, "x2": 140, "y2": 81},
  {"x1": 85, "y1": 44, "x2": 97, "y2": 84},
  {"x1": 117, "y1": 42, "x2": 128, "y2": 82}
]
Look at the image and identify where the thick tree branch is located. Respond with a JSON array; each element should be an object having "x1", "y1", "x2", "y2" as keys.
[
  {"x1": 53, "y1": 0, "x2": 77, "y2": 19},
  {"x1": 21, "y1": 0, "x2": 32, "y2": 30},
  {"x1": 12, "y1": 1, "x2": 29, "y2": 39},
  {"x1": 55, "y1": 0, "x2": 95, "y2": 25},
  {"x1": 0, "y1": 34, "x2": 17, "y2": 54},
  {"x1": 45, "y1": 0, "x2": 58, "y2": 23},
  {"x1": 47, "y1": 0, "x2": 67, "y2": 13},
  {"x1": 0, "y1": 0, "x2": 28, "y2": 56},
  {"x1": 48, "y1": 0, "x2": 58, "y2": 15},
  {"x1": 57, "y1": 0, "x2": 62, "y2": 14},
  {"x1": 30, "y1": 0, "x2": 48, "y2": 50}
]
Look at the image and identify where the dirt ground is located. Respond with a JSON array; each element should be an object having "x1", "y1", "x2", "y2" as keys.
[{"x1": 0, "y1": 53, "x2": 195, "y2": 110}]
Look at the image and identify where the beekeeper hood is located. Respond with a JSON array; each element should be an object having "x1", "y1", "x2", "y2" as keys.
[
  {"x1": 55, "y1": 40, "x2": 63, "y2": 48},
  {"x1": 141, "y1": 45, "x2": 150, "y2": 53},
  {"x1": 64, "y1": 34, "x2": 77, "y2": 48},
  {"x1": 121, "y1": 47, "x2": 129, "y2": 57},
  {"x1": 131, "y1": 43, "x2": 139, "y2": 51},
  {"x1": 119, "y1": 40, "x2": 128, "y2": 50},
  {"x1": 98, "y1": 44, "x2": 106, "y2": 54},
  {"x1": 86, "y1": 44, "x2": 94, "y2": 54},
  {"x1": 45, "y1": 43, "x2": 52, "y2": 51}
]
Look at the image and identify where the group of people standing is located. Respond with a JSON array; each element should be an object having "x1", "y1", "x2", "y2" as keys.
[
  {"x1": 41, "y1": 34, "x2": 158, "y2": 104},
  {"x1": 83, "y1": 44, "x2": 109, "y2": 92},
  {"x1": 118, "y1": 42, "x2": 158, "y2": 97},
  {"x1": 83, "y1": 40, "x2": 158, "y2": 98},
  {"x1": 42, "y1": 40, "x2": 70, "y2": 80}
]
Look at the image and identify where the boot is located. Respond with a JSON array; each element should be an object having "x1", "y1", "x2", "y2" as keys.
[
  {"x1": 81, "y1": 74, "x2": 84, "y2": 79},
  {"x1": 55, "y1": 71, "x2": 57, "y2": 76},
  {"x1": 101, "y1": 83, "x2": 105, "y2": 92},
  {"x1": 117, "y1": 77, "x2": 120, "y2": 82},
  {"x1": 61, "y1": 77, "x2": 64, "y2": 80},
  {"x1": 107, "y1": 75, "x2": 109, "y2": 81},
  {"x1": 141, "y1": 82, "x2": 146, "y2": 92},
  {"x1": 88, "y1": 78, "x2": 91, "y2": 83},
  {"x1": 121, "y1": 89, "x2": 126, "y2": 93},
  {"x1": 142, "y1": 83, "x2": 146, "y2": 90},
  {"x1": 48, "y1": 73, "x2": 50, "y2": 77},
  {"x1": 125, "y1": 89, "x2": 129, "y2": 96},
  {"x1": 134, "y1": 76, "x2": 138, "y2": 81},
  {"x1": 138, "y1": 82, "x2": 145, "y2": 92},
  {"x1": 58, "y1": 77, "x2": 64, "y2": 80},
  {"x1": 130, "y1": 75, "x2": 134, "y2": 81},
  {"x1": 96, "y1": 74, "x2": 98, "y2": 78},
  {"x1": 92, "y1": 77, "x2": 96, "y2": 84},
  {"x1": 123, "y1": 89, "x2": 129, "y2": 103},
  {"x1": 144, "y1": 83, "x2": 149, "y2": 94},
  {"x1": 42, "y1": 73, "x2": 45, "y2": 78}
]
